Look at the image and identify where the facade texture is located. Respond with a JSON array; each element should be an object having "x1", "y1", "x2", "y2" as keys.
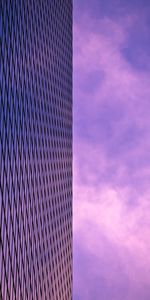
[{"x1": 0, "y1": 0, "x2": 72, "y2": 299}]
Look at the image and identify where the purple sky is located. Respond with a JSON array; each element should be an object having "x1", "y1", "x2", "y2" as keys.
[{"x1": 73, "y1": 0, "x2": 150, "y2": 299}]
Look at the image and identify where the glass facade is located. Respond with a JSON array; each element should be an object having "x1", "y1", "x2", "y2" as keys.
[{"x1": 0, "y1": 0, "x2": 72, "y2": 299}]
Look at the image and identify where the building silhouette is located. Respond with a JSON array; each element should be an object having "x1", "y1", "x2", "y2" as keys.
[{"x1": 0, "y1": 0, "x2": 72, "y2": 299}]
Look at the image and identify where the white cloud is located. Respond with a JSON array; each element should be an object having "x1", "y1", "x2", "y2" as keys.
[
  {"x1": 74, "y1": 182, "x2": 150, "y2": 284},
  {"x1": 73, "y1": 12, "x2": 150, "y2": 299}
]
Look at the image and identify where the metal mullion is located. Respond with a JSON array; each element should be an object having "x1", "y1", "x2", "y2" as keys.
[
  {"x1": 15, "y1": 0, "x2": 44, "y2": 295},
  {"x1": 33, "y1": 1, "x2": 54, "y2": 297},
  {"x1": 0, "y1": 109, "x2": 23, "y2": 300},
  {"x1": 18, "y1": 0, "x2": 50, "y2": 296},
  {"x1": 1, "y1": 44, "x2": 30, "y2": 300},
  {"x1": 0, "y1": 185, "x2": 17, "y2": 299},
  {"x1": 3, "y1": 2, "x2": 40, "y2": 298}
]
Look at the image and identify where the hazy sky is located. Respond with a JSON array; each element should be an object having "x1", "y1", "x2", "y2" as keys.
[{"x1": 73, "y1": 1, "x2": 150, "y2": 299}]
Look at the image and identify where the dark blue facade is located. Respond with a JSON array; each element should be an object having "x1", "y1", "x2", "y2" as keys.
[{"x1": 0, "y1": 0, "x2": 72, "y2": 299}]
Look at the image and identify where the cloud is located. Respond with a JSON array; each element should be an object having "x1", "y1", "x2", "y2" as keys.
[
  {"x1": 73, "y1": 182, "x2": 150, "y2": 299},
  {"x1": 74, "y1": 184, "x2": 150, "y2": 262},
  {"x1": 73, "y1": 13, "x2": 150, "y2": 190},
  {"x1": 73, "y1": 8, "x2": 150, "y2": 300}
]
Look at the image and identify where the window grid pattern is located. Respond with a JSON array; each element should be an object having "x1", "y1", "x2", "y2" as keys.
[{"x1": 0, "y1": 0, "x2": 72, "y2": 299}]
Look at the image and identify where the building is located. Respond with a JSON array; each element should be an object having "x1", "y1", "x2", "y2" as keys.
[{"x1": 0, "y1": 0, "x2": 72, "y2": 299}]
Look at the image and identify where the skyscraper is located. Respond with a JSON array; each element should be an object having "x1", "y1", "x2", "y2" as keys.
[{"x1": 0, "y1": 0, "x2": 72, "y2": 299}]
